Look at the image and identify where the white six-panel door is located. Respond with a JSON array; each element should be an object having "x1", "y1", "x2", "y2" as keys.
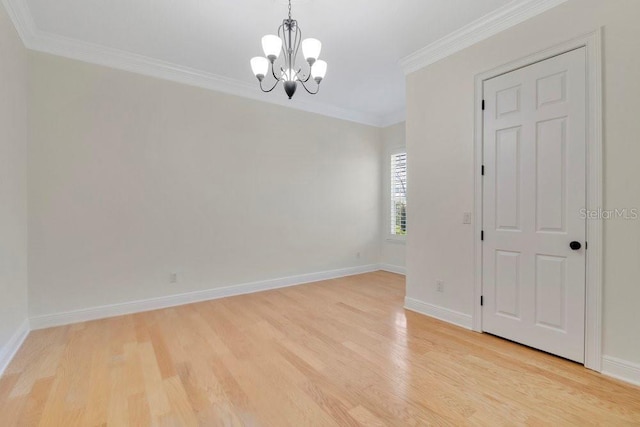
[{"x1": 482, "y1": 48, "x2": 587, "y2": 363}]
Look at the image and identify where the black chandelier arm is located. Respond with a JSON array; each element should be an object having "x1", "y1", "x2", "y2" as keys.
[
  {"x1": 298, "y1": 77, "x2": 320, "y2": 95},
  {"x1": 271, "y1": 62, "x2": 281, "y2": 81},
  {"x1": 279, "y1": 22, "x2": 289, "y2": 70},
  {"x1": 278, "y1": 23, "x2": 286, "y2": 64},
  {"x1": 280, "y1": 18, "x2": 301, "y2": 72},
  {"x1": 294, "y1": 67, "x2": 312, "y2": 83},
  {"x1": 259, "y1": 78, "x2": 280, "y2": 93},
  {"x1": 293, "y1": 24, "x2": 302, "y2": 68}
]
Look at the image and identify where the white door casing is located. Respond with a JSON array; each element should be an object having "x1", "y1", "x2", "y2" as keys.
[{"x1": 482, "y1": 48, "x2": 586, "y2": 363}]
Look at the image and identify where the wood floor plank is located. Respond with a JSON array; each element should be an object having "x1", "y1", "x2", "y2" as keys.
[
  {"x1": 1, "y1": 271, "x2": 639, "y2": 426},
  {"x1": 16, "y1": 376, "x2": 54, "y2": 427}
]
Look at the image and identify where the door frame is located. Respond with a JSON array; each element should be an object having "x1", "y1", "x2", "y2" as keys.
[{"x1": 472, "y1": 30, "x2": 603, "y2": 371}]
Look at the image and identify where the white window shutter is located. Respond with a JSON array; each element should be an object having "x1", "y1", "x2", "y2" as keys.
[{"x1": 390, "y1": 152, "x2": 407, "y2": 236}]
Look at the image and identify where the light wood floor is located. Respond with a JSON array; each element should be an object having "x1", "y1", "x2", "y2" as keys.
[{"x1": 1, "y1": 272, "x2": 639, "y2": 426}]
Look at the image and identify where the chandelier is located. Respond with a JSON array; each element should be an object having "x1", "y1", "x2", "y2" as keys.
[{"x1": 250, "y1": 0, "x2": 327, "y2": 99}]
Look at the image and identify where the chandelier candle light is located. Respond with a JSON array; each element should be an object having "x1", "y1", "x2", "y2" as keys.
[{"x1": 250, "y1": 0, "x2": 327, "y2": 99}]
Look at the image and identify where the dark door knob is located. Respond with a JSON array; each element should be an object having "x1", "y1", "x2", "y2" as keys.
[{"x1": 570, "y1": 241, "x2": 582, "y2": 250}]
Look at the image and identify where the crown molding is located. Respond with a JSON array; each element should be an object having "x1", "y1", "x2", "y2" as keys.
[
  {"x1": 31, "y1": 31, "x2": 389, "y2": 127},
  {"x1": 399, "y1": 0, "x2": 569, "y2": 75},
  {"x1": 1, "y1": 0, "x2": 36, "y2": 46},
  {"x1": 378, "y1": 108, "x2": 406, "y2": 128},
  {"x1": 1, "y1": 0, "x2": 396, "y2": 128}
]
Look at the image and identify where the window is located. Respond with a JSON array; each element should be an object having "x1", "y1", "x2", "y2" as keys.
[{"x1": 390, "y1": 151, "x2": 407, "y2": 237}]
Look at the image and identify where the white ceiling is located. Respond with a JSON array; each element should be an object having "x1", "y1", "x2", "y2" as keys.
[{"x1": 20, "y1": 0, "x2": 517, "y2": 125}]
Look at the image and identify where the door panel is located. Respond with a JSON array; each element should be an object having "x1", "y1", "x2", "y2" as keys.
[
  {"x1": 536, "y1": 117, "x2": 567, "y2": 232},
  {"x1": 495, "y1": 250, "x2": 521, "y2": 319},
  {"x1": 495, "y1": 127, "x2": 521, "y2": 230},
  {"x1": 482, "y1": 48, "x2": 587, "y2": 363},
  {"x1": 496, "y1": 85, "x2": 521, "y2": 117},
  {"x1": 535, "y1": 254, "x2": 567, "y2": 331}
]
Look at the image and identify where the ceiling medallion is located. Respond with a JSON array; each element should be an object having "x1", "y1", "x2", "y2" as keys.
[{"x1": 250, "y1": 0, "x2": 327, "y2": 99}]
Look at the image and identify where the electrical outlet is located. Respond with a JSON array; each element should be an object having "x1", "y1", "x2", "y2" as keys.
[
  {"x1": 436, "y1": 280, "x2": 444, "y2": 293},
  {"x1": 170, "y1": 272, "x2": 178, "y2": 284},
  {"x1": 463, "y1": 212, "x2": 472, "y2": 224}
]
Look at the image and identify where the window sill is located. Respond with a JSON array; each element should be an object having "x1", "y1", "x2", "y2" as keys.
[{"x1": 385, "y1": 237, "x2": 406, "y2": 245}]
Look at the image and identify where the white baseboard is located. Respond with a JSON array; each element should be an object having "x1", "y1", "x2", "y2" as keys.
[
  {"x1": 404, "y1": 297, "x2": 473, "y2": 330},
  {"x1": 30, "y1": 264, "x2": 380, "y2": 330},
  {"x1": 602, "y1": 356, "x2": 640, "y2": 387},
  {"x1": 10, "y1": 270, "x2": 640, "y2": 390},
  {"x1": 0, "y1": 319, "x2": 30, "y2": 376},
  {"x1": 379, "y1": 263, "x2": 406, "y2": 275}
]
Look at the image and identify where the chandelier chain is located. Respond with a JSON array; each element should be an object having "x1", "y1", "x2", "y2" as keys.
[{"x1": 288, "y1": 0, "x2": 292, "y2": 20}]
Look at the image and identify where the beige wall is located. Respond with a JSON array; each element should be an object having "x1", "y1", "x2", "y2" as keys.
[
  {"x1": 27, "y1": 52, "x2": 382, "y2": 317},
  {"x1": 381, "y1": 122, "x2": 406, "y2": 270},
  {"x1": 0, "y1": 4, "x2": 28, "y2": 352},
  {"x1": 406, "y1": 0, "x2": 640, "y2": 364}
]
